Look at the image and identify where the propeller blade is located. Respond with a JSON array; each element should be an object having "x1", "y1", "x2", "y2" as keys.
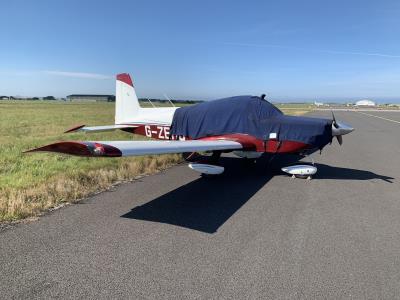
[
  {"x1": 331, "y1": 111, "x2": 339, "y2": 128},
  {"x1": 336, "y1": 135, "x2": 343, "y2": 145}
]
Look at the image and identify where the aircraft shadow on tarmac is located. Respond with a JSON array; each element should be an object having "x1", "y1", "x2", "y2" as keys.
[
  {"x1": 121, "y1": 156, "x2": 394, "y2": 233},
  {"x1": 315, "y1": 163, "x2": 394, "y2": 182},
  {"x1": 121, "y1": 157, "x2": 273, "y2": 234}
]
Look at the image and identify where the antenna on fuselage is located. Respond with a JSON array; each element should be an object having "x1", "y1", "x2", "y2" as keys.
[
  {"x1": 147, "y1": 98, "x2": 156, "y2": 108},
  {"x1": 163, "y1": 93, "x2": 176, "y2": 107}
]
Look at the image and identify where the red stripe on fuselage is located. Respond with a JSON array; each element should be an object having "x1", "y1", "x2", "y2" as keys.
[
  {"x1": 200, "y1": 134, "x2": 310, "y2": 153},
  {"x1": 125, "y1": 124, "x2": 311, "y2": 154}
]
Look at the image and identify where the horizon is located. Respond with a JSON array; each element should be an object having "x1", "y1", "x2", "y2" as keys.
[
  {"x1": 2, "y1": 94, "x2": 399, "y2": 105},
  {"x1": 1, "y1": 0, "x2": 400, "y2": 102}
]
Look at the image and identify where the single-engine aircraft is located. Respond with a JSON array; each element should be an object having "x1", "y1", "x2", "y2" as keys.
[{"x1": 27, "y1": 73, "x2": 354, "y2": 177}]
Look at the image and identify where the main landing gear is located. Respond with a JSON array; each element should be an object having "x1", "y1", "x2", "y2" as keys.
[{"x1": 183, "y1": 151, "x2": 224, "y2": 175}]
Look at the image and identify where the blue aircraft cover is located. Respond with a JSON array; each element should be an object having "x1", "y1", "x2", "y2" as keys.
[{"x1": 170, "y1": 95, "x2": 333, "y2": 149}]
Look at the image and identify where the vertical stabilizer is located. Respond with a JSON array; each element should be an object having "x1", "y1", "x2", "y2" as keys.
[{"x1": 115, "y1": 73, "x2": 141, "y2": 124}]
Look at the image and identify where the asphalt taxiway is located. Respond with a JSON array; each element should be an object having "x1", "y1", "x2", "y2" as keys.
[{"x1": 0, "y1": 111, "x2": 398, "y2": 299}]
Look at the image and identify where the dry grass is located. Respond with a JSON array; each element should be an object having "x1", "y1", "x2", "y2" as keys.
[
  {"x1": 0, "y1": 154, "x2": 180, "y2": 221},
  {"x1": 0, "y1": 101, "x2": 181, "y2": 222},
  {"x1": 277, "y1": 103, "x2": 314, "y2": 116}
]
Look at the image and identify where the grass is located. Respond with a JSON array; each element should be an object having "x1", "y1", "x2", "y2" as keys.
[
  {"x1": 0, "y1": 101, "x2": 181, "y2": 221},
  {"x1": 0, "y1": 100, "x2": 311, "y2": 222},
  {"x1": 276, "y1": 103, "x2": 314, "y2": 116}
]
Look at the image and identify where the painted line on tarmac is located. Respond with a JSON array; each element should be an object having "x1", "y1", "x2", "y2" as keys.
[{"x1": 357, "y1": 111, "x2": 400, "y2": 124}]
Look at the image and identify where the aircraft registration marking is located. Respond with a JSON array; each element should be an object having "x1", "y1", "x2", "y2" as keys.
[
  {"x1": 144, "y1": 125, "x2": 171, "y2": 139},
  {"x1": 143, "y1": 125, "x2": 186, "y2": 140}
]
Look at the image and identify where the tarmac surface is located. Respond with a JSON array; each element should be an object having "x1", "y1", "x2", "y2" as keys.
[{"x1": 0, "y1": 111, "x2": 399, "y2": 299}]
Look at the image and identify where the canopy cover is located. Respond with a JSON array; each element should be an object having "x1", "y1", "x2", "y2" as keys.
[{"x1": 170, "y1": 96, "x2": 333, "y2": 149}]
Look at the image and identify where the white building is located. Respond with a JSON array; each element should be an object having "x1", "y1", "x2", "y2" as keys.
[{"x1": 355, "y1": 99, "x2": 376, "y2": 106}]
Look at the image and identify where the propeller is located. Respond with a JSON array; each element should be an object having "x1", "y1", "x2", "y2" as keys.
[
  {"x1": 331, "y1": 111, "x2": 354, "y2": 145},
  {"x1": 331, "y1": 111, "x2": 342, "y2": 145}
]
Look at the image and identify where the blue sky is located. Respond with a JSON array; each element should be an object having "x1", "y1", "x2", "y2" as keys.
[{"x1": 1, "y1": 0, "x2": 400, "y2": 102}]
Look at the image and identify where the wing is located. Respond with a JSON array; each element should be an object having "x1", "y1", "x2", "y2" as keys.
[
  {"x1": 64, "y1": 124, "x2": 138, "y2": 133},
  {"x1": 26, "y1": 140, "x2": 243, "y2": 157}
]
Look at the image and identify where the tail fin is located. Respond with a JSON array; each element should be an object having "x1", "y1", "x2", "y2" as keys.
[{"x1": 115, "y1": 73, "x2": 141, "y2": 124}]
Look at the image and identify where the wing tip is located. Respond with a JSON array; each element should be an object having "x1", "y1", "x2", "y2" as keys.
[
  {"x1": 25, "y1": 141, "x2": 122, "y2": 157},
  {"x1": 64, "y1": 124, "x2": 86, "y2": 133}
]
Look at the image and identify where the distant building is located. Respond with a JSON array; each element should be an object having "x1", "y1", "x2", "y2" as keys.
[
  {"x1": 0, "y1": 96, "x2": 10, "y2": 100},
  {"x1": 43, "y1": 96, "x2": 56, "y2": 100},
  {"x1": 355, "y1": 99, "x2": 376, "y2": 106},
  {"x1": 66, "y1": 94, "x2": 115, "y2": 102}
]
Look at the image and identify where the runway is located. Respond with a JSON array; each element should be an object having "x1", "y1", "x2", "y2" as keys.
[{"x1": 0, "y1": 111, "x2": 399, "y2": 299}]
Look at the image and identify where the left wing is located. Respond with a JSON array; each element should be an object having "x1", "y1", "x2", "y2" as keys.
[{"x1": 26, "y1": 140, "x2": 243, "y2": 157}]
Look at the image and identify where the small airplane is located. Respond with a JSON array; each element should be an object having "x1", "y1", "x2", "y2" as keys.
[
  {"x1": 27, "y1": 73, "x2": 354, "y2": 178},
  {"x1": 314, "y1": 101, "x2": 325, "y2": 107}
]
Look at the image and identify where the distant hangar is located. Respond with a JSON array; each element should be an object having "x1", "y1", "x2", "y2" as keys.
[
  {"x1": 67, "y1": 94, "x2": 115, "y2": 102},
  {"x1": 355, "y1": 99, "x2": 376, "y2": 106}
]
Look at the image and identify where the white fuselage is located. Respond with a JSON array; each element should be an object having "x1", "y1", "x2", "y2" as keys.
[
  {"x1": 115, "y1": 77, "x2": 178, "y2": 126},
  {"x1": 121, "y1": 107, "x2": 177, "y2": 126}
]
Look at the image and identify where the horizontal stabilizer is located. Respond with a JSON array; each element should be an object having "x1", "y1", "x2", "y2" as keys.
[
  {"x1": 64, "y1": 124, "x2": 138, "y2": 133},
  {"x1": 26, "y1": 140, "x2": 243, "y2": 157}
]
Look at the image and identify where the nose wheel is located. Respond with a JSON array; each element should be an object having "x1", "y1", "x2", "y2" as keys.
[{"x1": 291, "y1": 174, "x2": 313, "y2": 180}]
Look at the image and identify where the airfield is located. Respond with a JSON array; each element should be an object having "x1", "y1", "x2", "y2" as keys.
[{"x1": 0, "y1": 109, "x2": 399, "y2": 298}]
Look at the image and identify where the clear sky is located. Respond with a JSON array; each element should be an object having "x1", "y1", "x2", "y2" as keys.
[{"x1": 1, "y1": 0, "x2": 400, "y2": 102}]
